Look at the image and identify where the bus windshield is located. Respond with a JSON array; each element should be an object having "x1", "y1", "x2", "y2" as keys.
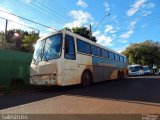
[{"x1": 33, "y1": 33, "x2": 62, "y2": 62}]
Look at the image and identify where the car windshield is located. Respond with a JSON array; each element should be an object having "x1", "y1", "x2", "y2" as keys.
[
  {"x1": 129, "y1": 66, "x2": 140, "y2": 72},
  {"x1": 143, "y1": 66, "x2": 149, "y2": 71},
  {"x1": 33, "y1": 33, "x2": 62, "y2": 62}
]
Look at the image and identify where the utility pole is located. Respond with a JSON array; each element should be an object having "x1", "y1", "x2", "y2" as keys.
[
  {"x1": 89, "y1": 24, "x2": 92, "y2": 40},
  {"x1": 38, "y1": 30, "x2": 40, "y2": 37},
  {"x1": 5, "y1": 19, "x2": 8, "y2": 41},
  {"x1": 93, "y1": 13, "x2": 110, "y2": 33}
]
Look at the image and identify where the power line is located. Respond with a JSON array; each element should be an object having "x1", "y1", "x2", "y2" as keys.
[
  {"x1": 29, "y1": 2, "x2": 59, "y2": 18},
  {"x1": 49, "y1": 1, "x2": 70, "y2": 11},
  {"x1": 43, "y1": 0, "x2": 71, "y2": 13},
  {"x1": 0, "y1": 10, "x2": 57, "y2": 31},
  {"x1": 16, "y1": 0, "x2": 69, "y2": 26},
  {"x1": 0, "y1": 16, "x2": 39, "y2": 32},
  {"x1": 41, "y1": 1, "x2": 68, "y2": 18},
  {"x1": 16, "y1": 0, "x2": 47, "y2": 17},
  {"x1": 32, "y1": 0, "x2": 69, "y2": 22},
  {"x1": 16, "y1": 0, "x2": 65, "y2": 27},
  {"x1": 17, "y1": 0, "x2": 54, "y2": 18}
]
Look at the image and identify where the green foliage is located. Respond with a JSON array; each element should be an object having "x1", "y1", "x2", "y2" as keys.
[
  {"x1": 64, "y1": 27, "x2": 72, "y2": 32},
  {"x1": 6, "y1": 29, "x2": 29, "y2": 43},
  {"x1": 21, "y1": 34, "x2": 39, "y2": 52},
  {"x1": 122, "y1": 40, "x2": 160, "y2": 66},
  {"x1": 0, "y1": 32, "x2": 5, "y2": 49},
  {"x1": 0, "y1": 32, "x2": 5, "y2": 42},
  {"x1": 3, "y1": 29, "x2": 39, "y2": 52},
  {"x1": 64, "y1": 27, "x2": 97, "y2": 42}
]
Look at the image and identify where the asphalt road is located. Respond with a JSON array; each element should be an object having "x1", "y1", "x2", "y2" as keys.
[{"x1": 0, "y1": 75, "x2": 160, "y2": 114}]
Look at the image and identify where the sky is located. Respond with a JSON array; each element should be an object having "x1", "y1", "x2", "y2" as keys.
[{"x1": 0, "y1": 0, "x2": 159, "y2": 52}]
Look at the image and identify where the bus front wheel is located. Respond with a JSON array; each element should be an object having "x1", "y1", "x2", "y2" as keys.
[{"x1": 81, "y1": 70, "x2": 92, "y2": 87}]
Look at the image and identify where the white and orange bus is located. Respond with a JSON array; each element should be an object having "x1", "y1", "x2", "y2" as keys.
[{"x1": 30, "y1": 29, "x2": 128, "y2": 87}]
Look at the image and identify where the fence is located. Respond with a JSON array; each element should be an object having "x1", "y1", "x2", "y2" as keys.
[
  {"x1": 0, "y1": 50, "x2": 33, "y2": 86},
  {"x1": 0, "y1": 14, "x2": 53, "y2": 86}
]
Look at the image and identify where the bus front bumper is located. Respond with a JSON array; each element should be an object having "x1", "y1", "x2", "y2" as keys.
[{"x1": 30, "y1": 74, "x2": 57, "y2": 86}]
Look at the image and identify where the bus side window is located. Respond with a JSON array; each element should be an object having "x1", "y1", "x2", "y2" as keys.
[
  {"x1": 64, "y1": 35, "x2": 76, "y2": 60},
  {"x1": 101, "y1": 49, "x2": 106, "y2": 58},
  {"x1": 124, "y1": 57, "x2": 127, "y2": 63},
  {"x1": 117, "y1": 55, "x2": 120, "y2": 61},
  {"x1": 120, "y1": 56, "x2": 123, "y2": 62},
  {"x1": 115, "y1": 54, "x2": 120, "y2": 61},
  {"x1": 92, "y1": 45, "x2": 101, "y2": 57},
  {"x1": 101, "y1": 49, "x2": 108, "y2": 59},
  {"x1": 97, "y1": 47, "x2": 101, "y2": 57},
  {"x1": 109, "y1": 52, "x2": 114, "y2": 60},
  {"x1": 77, "y1": 39, "x2": 91, "y2": 54}
]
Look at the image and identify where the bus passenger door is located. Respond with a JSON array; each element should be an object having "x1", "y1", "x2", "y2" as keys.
[{"x1": 63, "y1": 34, "x2": 77, "y2": 85}]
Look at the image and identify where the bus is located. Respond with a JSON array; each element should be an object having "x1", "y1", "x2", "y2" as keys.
[{"x1": 30, "y1": 29, "x2": 128, "y2": 87}]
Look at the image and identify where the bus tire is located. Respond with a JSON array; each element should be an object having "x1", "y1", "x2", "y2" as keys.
[
  {"x1": 81, "y1": 70, "x2": 92, "y2": 87},
  {"x1": 121, "y1": 71, "x2": 124, "y2": 80},
  {"x1": 117, "y1": 71, "x2": 121, "y2": 80}
]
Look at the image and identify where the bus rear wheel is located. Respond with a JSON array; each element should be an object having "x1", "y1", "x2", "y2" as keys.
[
  {"x1": 81, "y1": 70, "x2": 92, "y2": 87},
  {"x1": 117, "y1": 71, "x2": 124, "y2": 80},
  {"x1": 121, "y1": 71, "x2": 124, "y2": 80}
]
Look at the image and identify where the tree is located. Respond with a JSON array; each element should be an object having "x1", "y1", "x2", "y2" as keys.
[
  {"x1": 0, "y1": 32, "x2": 5, "y2": 49},
  {"x1": 122, "y1": 40, "x2": 160, "y2": 67},
  {"x1": 64, "y1": 27, "x2": 97, "y2": 42},
  {"x1": 6, "y1": 29, "x2": 28, "y2": 43},
  {"x1": 4, "y1": 29, "x2": 39, "y2": 52},
  {"x1": 21, "y1": 32, "x2": 39, "y2": 52}
]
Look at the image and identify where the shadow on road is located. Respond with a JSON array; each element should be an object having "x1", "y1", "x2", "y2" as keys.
[
  {"x1": 66, "y1": 75, "x2": 160, "y2": 106},
  {"x1": 0, "y1": 75, "x2": 160, "y2": 110},
  {"x1": 0, "y1": 85, "x2": 80, "y2": 110}
]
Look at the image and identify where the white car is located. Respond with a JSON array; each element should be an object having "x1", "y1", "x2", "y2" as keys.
[
  {"x1": 143, "y1": 66, "x2": 153, "y2": 75},
  {"x1": 128, "y1": 64, "x2": 144, "y2": 76}
]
